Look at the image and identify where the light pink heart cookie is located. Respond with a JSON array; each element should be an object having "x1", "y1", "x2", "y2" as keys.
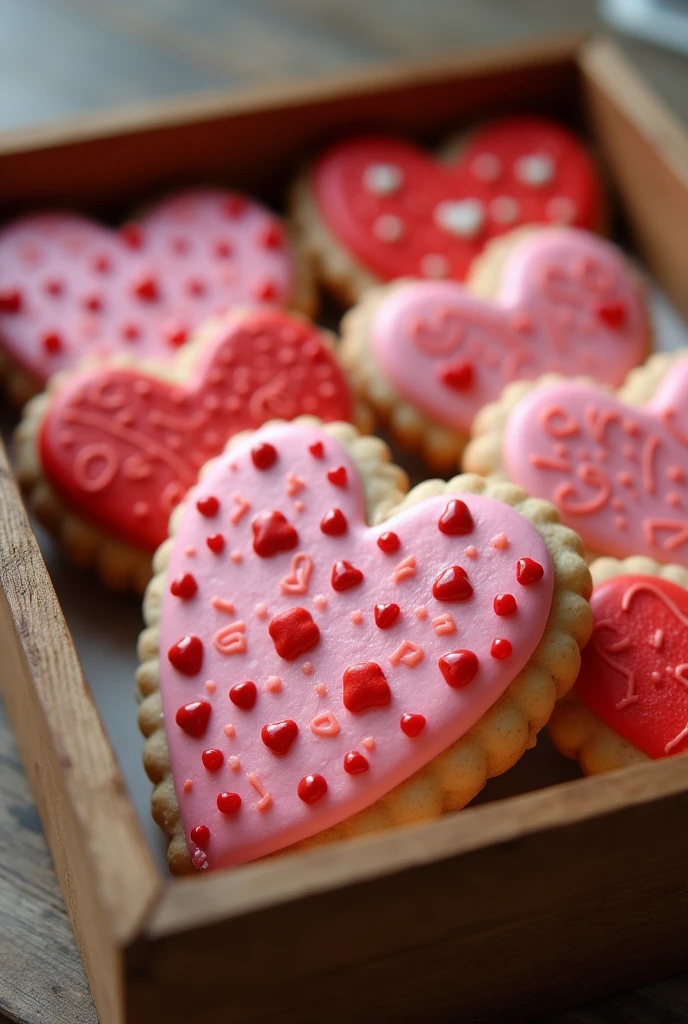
[
  {"x1": 145, "y1": 422, "x2": 561, "y2": 870},
  {"x1": 0, "y1": 189, "x2": 304, "y2": 398}
]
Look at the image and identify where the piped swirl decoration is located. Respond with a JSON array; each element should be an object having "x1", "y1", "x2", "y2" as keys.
[{"x1": 156, "y1": 422, "x2": 554, "y2": 869}]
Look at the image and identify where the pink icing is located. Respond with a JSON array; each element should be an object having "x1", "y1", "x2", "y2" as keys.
[
  {"x1": 158, "y1": 423, "x2": 553, "y2": 868},
  {"x1": 0, "y1": 190, "x2": 295, "y2": 384},
  {"x1": 371, "y1": 229, "x2": 646, "y2": 432},
  {"x1": 502, "y1": 362, "x2": 688, "y2": 565}
]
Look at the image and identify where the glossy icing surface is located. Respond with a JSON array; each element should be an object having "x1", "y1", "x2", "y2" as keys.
[
  {"x1": 158, "y1": 422, "x2": 553, "y2": 868},
  {"x1": 311, "y1": 117, "x2": 601, "y2": 282},
  {"x1": 371, "y1": 229, "x2": 646, "y2": 431},
  {"x1": 0, "y1": 190, "x2": 295, "y2": 383},
  {"x1": 502, "y1": 364, "x2": 688, "y2": 567},
  {"x1": 39, "y1": 310, "x2": 352, "y2": 551},
  {"x1": 577, "y1": 575, "x2": 688, "y2": 758}
]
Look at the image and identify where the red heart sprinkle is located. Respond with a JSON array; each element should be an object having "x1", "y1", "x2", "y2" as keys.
[
  {"x1": 260, "y1": 223, "x2": 283, "y2": 249},
  {"x1": 201, "y1": 748, "x2": 224, "y2": 772},
  {"x1": 494, "y1": 593, "x2": 517, "y2": 616},
  {"x1": 132, "y1": 273, "x2": 159, "y2": 301},
  {"x1": 196, "y1": 495, "x2": 219, "y2": 517},
  {"x1": 261, "y1": 719, "x2": 299, "y2": 755},
  {"x1": 253, "y1": 278, "x2": 277, "y2": 301},
  {"x1": 400, "y1": 713, "x2": 426, "y2": 737},
  {"x1": 490, "y1": 638, "x2": 513, "y2": 659},
  {"x1": 516, "y1": 557, "x2": 544, "y2": 585},
  {"x1": 268, "y1": 607, "x2": 320, "y2": 661},
  {"x1": 439, "y1": 360, "x2": 474, "y2": 392},
  {"x1": 164, "y1": 322, "x2": 188, "y2": 348},
  {"x1": 170, "y1": 572, "x2": 198, "y2": 599},
  {"x1": 374, "y1": 602, "x2": 401, "y2": 629},
  {"x1": 343, "y1": 751, "x2": 369, "y2": 775},
  {"x1": 252, "y1": 509, "x2": 298, "y2": 558},
  {"x1": 309, "y1": 441, "x2": 325, "y2": 459},
  {"x1": 438, "y1": 499, "x2": 474, "y2": 536},
  {"x1": 83, "y1": 293, "x2": 102, "y2": 312},
  {"x1": 432, "y1": 565, "x2": 473, "y2": 602},
  {"x1": 331, "y1": 559, "x2": 364, "y2": 592},
  {"x1": 597, "y1": 300, "x2": 627, "y2": 329},
  {"x1": 42, "y1": 331, "x2": 62, "y2": 355},
  {"x1": 343, "y1": 662, "x2": 392, "y2": 713},
  {"x1": 44, "y1": 278, "x2": 63, "y2": 296},
  {"x1": 297, "y1": 773, "x2": 328, "y2": 804},
  {"x1": 206, "y1": 533, "x2": 225, "y2": 554},
  {"x1": 168, "y1": 634, "x2": 204, "y2": 676},
  {"x1": 320, "y1": 508, "x2": 348, "y2": 536},
  {"x1": 176, "y1": 699, "x2": 212, "y2": 737},
  {"x1": 327, "y1": 465, "x2": 348, "y2": 487},
  {"x1": 251, "y1": 442, "x2": 278, "y2": 470},
  {"x1": 190, "y1": 824, "x2": 209, "y2": 847},
  {"x1": 228, "y1": 680, "x2": 257, "y2": 710},
  {"x1": 438, "y1": 649, "x2": 479, "y2": 688},
  {"x1": 217, "y1": 792, "x2": 242, "y2": 814},
  {"x1": 377, "y1": 531, "x2": 400, "y2": 554},
  {"x1": 0, "y1": 287, "x2": 22, "y2": 313}
]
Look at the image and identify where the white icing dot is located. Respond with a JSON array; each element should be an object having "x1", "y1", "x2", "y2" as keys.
[
  {"x1": 471, "y1": 152, "x2": 501, "y2": 182},
  {"x1": 489, "y1": 196, "x2": 520, "y2": 225},
  {"x1": 515, "y1": 153, "x2": 555, "y2": 188},
  {"x1": 373, "y1": 213, "x2": 405, "y2": 243},
  {"x1": 363, "y1": 162, "x2": 404, "y2": 196},
  {"x1": 420, "y1": 253, "x2": 450, "y2": 279},
  {"x1": 546, "y1": 196, "x2": 577, "y2": 224},
  {"x1": 434, "y1": 198, "x2": 485, "y2": 239}
]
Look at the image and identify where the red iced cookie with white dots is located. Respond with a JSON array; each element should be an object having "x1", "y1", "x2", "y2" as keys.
[
  {"x1": 549, "y1": 556, "x2": 688, "y2": 774},
  {"x1": 290, "y1": 116, "x2": 603, "y2": 305},
  {"x1": 0, "y1": 189, "x2": 314, "y2": 404},
  {"x1": 14, "y1": 308, "x2": 354, "y2": 592},
  {"x1": 136, "y1": 419, "x2": 591, "y2": 873}
]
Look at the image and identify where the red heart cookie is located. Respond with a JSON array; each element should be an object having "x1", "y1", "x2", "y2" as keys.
[
  {"x1": 311, "y1": 117, "x2": 601, "y2": 283},
  {"x1": 37, "y1": 310, "x2": 352, "y2": 551},
  {"x1": 576, "y1": 575, "x2": 688, "y2": 758},
  {"x1": 0, "y1": 189, "x2": 299, "y2": 389}
]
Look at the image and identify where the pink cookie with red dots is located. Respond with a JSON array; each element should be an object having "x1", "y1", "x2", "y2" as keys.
[
  {"x1": 137, "y1": 419, "x2": 591, "y2": 873},
  {"x1": 0, "y1": 188, "x2": 314, "y2": 404},
  {"x1": 14, "y1": 308, "x2": 354, "y2": 593},
  {"x1": 290, "y1": 116, "x2": 603, "y2": 306},
  {"x1": 464, "y1": 352, "x2": 688, "y2": 568},
  {"x1": 341, "y1": 226, "x2": 649, "y2": 470}
]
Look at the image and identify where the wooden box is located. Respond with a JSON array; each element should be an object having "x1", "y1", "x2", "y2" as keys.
[{"x1": 2, "y1": 33, "x2": 688, "y2": 1024}]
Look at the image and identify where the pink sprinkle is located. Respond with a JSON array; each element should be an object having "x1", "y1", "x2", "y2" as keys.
[
  {"x1": 310, "y1": 711, "x2": 340, "y2": 737},
  {"x1": 315, "y1": 683, "x2": 328, "y2": 697},
  {"x1": 229, "y1": 461, "x2": 238, "y2": 472},
  {"x1": 205, "y1": 679, "x2": 217, "y2": 694},
  {"x1": 254, "y1": 602, "x2": 268, "y2": 619},
  {"x1": 229, "y1": 492, "x2": 251, "y2": 524},
  {"x1": 314, "y1": 594, "x2": 328, "y2": 611},
  {"x1": 294, "y1": 499, "x2": 306, "y2": 513},
  {"x1": 490, "y1": 533, "x2": 509, "y2": 550},
  {"x1": 652, "y1": 629, "x2": 664, "y2": 649},
  {"x1": 350, "y1": 609, "x2": 364, "y2": 625},
  {"x1": 302, "y1": 662, "x2": 314, "y2": 676},
  {"x1": 615, "y1": 516, "x2": 628, "y2": 530},
  {"x1": 211, "y1": 596, "x2": 235, "y2": 614},
  {"x1": 185, "y1": 546, "x2": 197, "y2": 557},
  {"x1": 362, "y1": 736, "x2": 376, "y2": 752},
  {"x1": 247, "y1": 772, "x2": 272, "y2": 812},
  {"x1": 231, "y1": 549, "x2": 243, "y2": 563},
  {"x1": 667, "y1": 492, "x2": 682, "y2": 508},
  {"x1": 266, "y1": 675, "x2": 283, "y2": 693},
  {"x1": 183, "y1": 779, "x2": 193, "y2": 793},
  {"x1": 669, "y1": 465, "x2": 685, "y2": 484},
  {"x1": 414, "y1": 605, "x2": 427, "y2": 620},
  {"x1": 393, "y1": 555, "x2": 416, "y2": 584},
  {"x1": 286, "y1": 472, "x2": 306, "y2": 496},
  {"x1": 617, "y1": 471, "x2": 633, "y2": 487},
  {"x1": 192, "y1": 849, "x2": 208, "y2": 871},
  {"x1": 389, "y1": 640, "x2": 424, "y2": 668},
  {"x1": 464, "y1": 545, "x2": 478, "y2": 560},
  {"x1": 228, "y1": 754, "x2": 241, "y2": 771},
  {"x1": 224, "y1": 724, "x2": 236, "y2": 739},
  {"x1": 433, "y1": 612, "x2": 456, "y2": 636}
]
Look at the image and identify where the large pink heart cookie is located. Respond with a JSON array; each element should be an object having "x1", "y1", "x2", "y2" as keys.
[
  {"x1": 152, "y1": 422, "x2": 554, "y2": 869},
  {"x1": 368, "y1": 229, "x2": 646, "y2": 434},
  {"x1": 500, "y1": 360, "x2": 688, "y2": 566},
  {"x1": 0, "y1": 189, "x2": 301, "y2": 392}
]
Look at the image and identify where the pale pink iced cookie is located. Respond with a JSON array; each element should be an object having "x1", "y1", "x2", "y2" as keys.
[
  {"x1": 464, "y1": 352, "x2": 688, "y2": 567},
  {"x1": 341, "y1": 226, "x2": 649, "y2": 469},
  {"x1": 14, "y1": 309, "x2": 355, "y2": 593},
  {"x1": 549, "y1": 556, "x2": 688, "y2": 774},
  {"x1": 0, "y1": 189, "x2": 314, "y2": 405},
  {"x1": 290, "y1": 116, "x2": 602, "y2": 305},
  {"x1": 136, "y1": 419, "x2": 591, "y2": 873}
]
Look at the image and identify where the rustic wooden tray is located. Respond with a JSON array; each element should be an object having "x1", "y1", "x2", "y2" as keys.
[{"x1": 2, "y1": 33, "x2": 688, "y2": 1024}]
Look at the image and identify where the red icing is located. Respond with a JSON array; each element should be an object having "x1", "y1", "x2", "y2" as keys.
[
  {"x1": 190, "y1": 824, "x2": 209, "y2": 847},
  {"x1": 176, "y1": 699, "x2": 212, "y2": 737},
  {"x1": 311, "y1": 118, "x2": 601, "y2": 282},
  {"x1": 438, "y1": 499, "x2": 474, "y2": 536},
  {"x1": 320, "y1": 508, "x2": 348, "y2": 536},
  {"x1": 268, "y1": 607, "x2": 320, "y2": 661},
  {"x1": 170, "y1": 572, "x2": 198, "y2": 599},
  {"x1": 217, "y1": 792, "x2": 242, "y2": 814},
  {"x1": 432, "y1": 565, "x2": 473, "y2": 602},
  {"x1": 343, "y1": 662, "x2": 392, "y2": 712},
  {"x1": 343, "y1": 751, "x2": 369, "y2": 774},
  {"x1": 374, "y1": 602, "x2": 401, "y2": 629},
  {"x1": 597, "y1": 300, "x2": 627, "y2": 329},
  {"x1": 438, "y1": 650, "x2": 479, "y2": 688},
  {"x1": 297, "y1": 773, "x2": 328, "y2": 804},
  {"x1": 228, "y1": 680, "x2": 257, "y2": 710},
  {"x1": 132, "y1": 273, "x2": 159, "y2": 301},
  {"x1": 206, "y1": 533, "x2": 225, "y2": 554},
  {"x1": 252, "y1": 510, "x2": 299, "y2": 558},
  {"x1": 439, "y1": 360, "x2": 474, "y2": 393},
  {"x1": 494, "y1": 593, "x2": 517, "y2": 616},
  {"x1": 167, "y1": 634, "x2": 204, "y2": 676},
  {"x1": 331, "y1": 560, "x2": 364, "y2": 592},
  {"x1": 308, "y1": 441, "x2": 325, "y2": 459},
  {"x1": 42, "y1": 331, "x2": 62, "y2": 355},
  {"x1": 261, "y1": 719, "x2": 299, "y2": 755},
  {"x1": 516, "y1": 557, "x2": 545, "y2": 585},
  {"x1": 201, "y1": 748, "x2": 224, "y2": 772},
  {"x1": 327, "y1": 465, "x2": 348, "y2": 487},
  {"x1": 196, "y1": 496, "x2": 219, "y2": 517},
  {"x1": 576, "y1": 575, "x2": 688, "y2": 759},
  {"x1": 38, "y1": 309, "x2": 353, "y2": 553},
  {"x1": 251, "y1": 442, "x2": 278, "y2": 470},
  {"x1": 400, "y1": 713, "x2": 426, "y2": 737},
  {"x1": 377, "y1": 531, "x2": 400, "y2": 554},
  {"x1": 490, "y1": 637, "x2": 513, "y2": 660}
]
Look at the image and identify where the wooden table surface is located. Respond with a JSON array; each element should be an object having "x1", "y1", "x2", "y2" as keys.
[{"x1": 2, "y1": 2, "x2": 688, "y2": 1022}]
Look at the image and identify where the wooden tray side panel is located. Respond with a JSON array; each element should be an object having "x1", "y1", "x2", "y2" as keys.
[{"x1": 0, "y1": 443, "x2": 161, "y2": 1024}]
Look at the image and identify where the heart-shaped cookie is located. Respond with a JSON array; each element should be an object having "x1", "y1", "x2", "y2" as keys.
[
  {"x1": 342, "y1": 227, "x2": 647, "y2": 467},
  {"x1": 135, "y1": 420, "x2": 594, "y2": 871},
  {"x1": 576, "y1": 575, "x2": 688, "y2": 758},
  {"x1": 0, "y1": 189, "x2": 308, "y2": 401},
  {"x1": 294, "y1": 116, "x2": 602, "y2": 302},
  {"x1": 16, "y1": 309, "x2": 352, "y2": 587}
]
